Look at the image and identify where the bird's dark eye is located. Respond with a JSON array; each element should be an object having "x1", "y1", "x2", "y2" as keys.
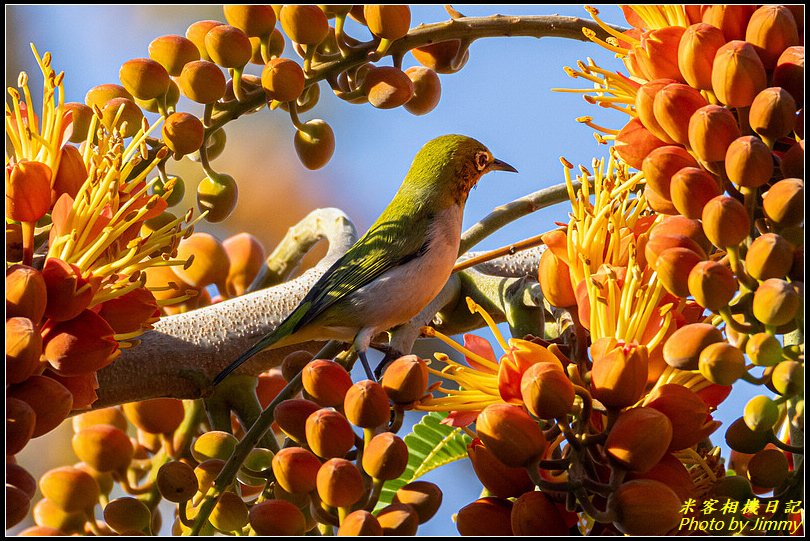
[{"x1": 474, "y1": 151, "x2": 489, "y2": 171}]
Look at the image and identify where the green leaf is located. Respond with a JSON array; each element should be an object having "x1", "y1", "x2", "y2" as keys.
[{"x1": 376, "y1": 411, "x2": 472, "y2": 510}]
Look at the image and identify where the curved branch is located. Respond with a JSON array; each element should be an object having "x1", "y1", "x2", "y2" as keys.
[{"x1": 206, "y1": 16, "x2": 626, "y2": 134}]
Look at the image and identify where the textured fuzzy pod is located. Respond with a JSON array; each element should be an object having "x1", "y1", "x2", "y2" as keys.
[
  {"x1": 745, "y1": 233, "x2": 794, "y2": 281},
  {"x1": 724, "y1": 135, "x2": 774, "y2": 189},
  {"x1": 279, "y1": 5, "x2": 329, "y2": 45},
  {"x1": 687, "y1": 104, "x2": 741, "y2": 167},
  {"x1": 701, "y1": 195, "x2": 750, "y2": 249},
  {"x1": 274, "y1": 398, "x2": 320, "y2": 443},
  {"x1": 611, "y1": 479, "x2": 682, "y2": 535},
  {"x1": 39, "y1": 466, "x2": 100, "y2": 513},
  {"x1": 6, "y1": 317, "x2": 43, "y2": 385},
  {"x1": 752, "y1": 278, "x2": 800, "y2": 327},
  {"x1": 403, "y1": 66, "x2": 441, "y2": 116},
  {"x1": 305, "y1": 408, "x2": 355, "y2": 459},
  {"x1": 392, "y1": 481, "x2": 443, "y2": 524},
  {"x1": 605, "y1": 407, "x2": 673, "y2": 473},
  {"x1": 362, "y1": 432, "x2": 408, "y2": 480},
  {"x1": 688, "y1": 260, "x2": 737, "y2": 311},
  {"x1": 179, "y1": 60, "x2": 227, "y2": 104},
  {"x1": 652, "y1": 83, "x2": 708, "y2": 146},
  {"x1": 641, "y1": 145, "x2": 698, "y2": 200},
  {"x1": 72, "y1": 424, "x2": 134, "y2": 473},
  {"x1": 41, "y1": 258, "x2": 97, "y2": 322},
  {"x1": 302, "y1": 359, "x2": 353, "y2": 407},
  {"x1": 698, "y1": 342, "x2": 746, "y2": 385},
  {"x1": 750, "y1": 87, "x2": 797, "y2": 142},
  {"x1": 148, "y1": 34, "x2": 201, "y2": 76},
  {"x1": 762, "y1": 178, "x2": 804, "y2": 228},
  {"x1": 6, "y1": 264, "x2": 47, "y2": 324},
  {"x1": 261, "y1": 58, "x2": 305, "y2": 102},
  {"x1": 119, "y1": 58, "x2": 170, "y2": 101},
  {"x1": 381, "y1": 354, "x2": 429, "y2": 405},
  {"x1": 271, "y1": 447, "x2": 320, "y2": 494},
  {"x1": 677, "y1": 23, "x2": 726, "y2": 90},
  {"x1": 344, "y1": 379, "x2": 390, "y2": 429},
  {"x1": 711, "y1": 40, "x2": 768, "y2": 107},
  {"x1": 745, "y1": 5, "x2": 800, "y2": 69},
  {"x1": 590, "y1": 338, "x2": 648, "y2": 409},
  {"x1": 316, "y1": 458, "x2": 365, "y2": 508},
  {"x1": 475, "y1": 404, "x2": 546, "y2": 467},
  {"x1": 456, "y1": 497, "x2": 514, "y2": 536},
  {"x1": 670, "y1": 166, "x2": 723, "y2": 219}
]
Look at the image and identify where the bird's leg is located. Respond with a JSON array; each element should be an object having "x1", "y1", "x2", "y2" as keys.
[
  {"x1": 357, "y1": 349, "x2": 376, "y2": 382},
  {"x1": 353, "y1": 329, "x2": 379, "y2": 382},
  {"x1": 371, "y1": 344, "x2": 405, "y2": 380}
]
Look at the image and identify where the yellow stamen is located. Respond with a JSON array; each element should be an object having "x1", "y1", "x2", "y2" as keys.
[{"x1": 466, "y1": 298, "x2": 510, "y2": 353}]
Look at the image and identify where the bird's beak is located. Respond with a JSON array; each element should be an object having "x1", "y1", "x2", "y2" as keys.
[{"x1": 489, "y1": 158, "x2": 518, "y2": 173}]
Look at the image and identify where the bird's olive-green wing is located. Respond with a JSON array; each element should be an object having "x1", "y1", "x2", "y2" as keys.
[{"x1": 287, "y1": 215, "x2": 431, "y2": 333}]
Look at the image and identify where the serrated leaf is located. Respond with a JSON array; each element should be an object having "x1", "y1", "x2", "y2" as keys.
[{"x1": 376, "y1": 411, "x2": 472, "y2": 510}]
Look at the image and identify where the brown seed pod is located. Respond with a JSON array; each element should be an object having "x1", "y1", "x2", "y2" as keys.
[
  {"x1": 196, "y1": 173, "x2": 238, "y2": 223},
  {"x1": 605, "y1": 407, "x2": 673, "y2": 473},
  {"x1": 223, "y1": 5, "x2": 277, "y2": 38},
  {"x1": 294, "y1": 119, "x2": 335, "y2": 170},
  {"x1": 249, "y1": 499, "x2": 306, "y2": 536},
  {"x1": 456, "y1": 497, "x2": 514, "y2": 536},
  {"x1": 39, "y1": 466, "x2": 100, "y2": 513},
  {"x1": 205, "y1": 24, "x2": 252, "y2": 69},
  {"x1": 362, "y1": 66, "x2": 414, "y2": 109},
  {"x1": 520, "y1": 360, "x2": 575, "y2": 419},
  {"x1": 6, "y1": 397, "x2": 37, "y2": 456},
  {"x1": 316, "y1": 458, "x2": 364, "y2": 508},
  {"x1": 724, "y1": 135, "x2": 774, "y2": 189},
  {"x1": 687, "y1": 104, "x2": 741, "y2": 167},
  {"x1": 745, "y1": 5, "x2": 800, "y2": 69},
  {"x1": 119, "y1": 58, "x2": 171, "y2": 101},
  {"x1": 305, "y1": 408, "x2": 355, "y2": 459},
  {"x1": 279, "y1": 5, "x2": 329, "y2": 45},
  {"x1": 271, "y1": 447, "x2": 321, "y2": 494},
  {"x1": 377, "y1": 503, "x2": 420, "y2": 535},
  {"x1": 302, "y1": 359, "x2": 353, "y2": 407},
  {"x1": 403, "y1": 66, "x2": 441, "y2": 116},
  {"x1": 701, "y1": 195, "x2": 750, "y2": 249},
  {"x1": 670, "y1": 167, "x2": 723, "y2": 219},
  {"x1": 157, "y1": 460, "x2": 198, "y2": 503},
  {"x1": 148, "y1": 34, "x2": 200, "y2": 77},
  {"x1": 687, "y1": 260, "x2": 737, "y2": 311},
  {"x1": 711, "y1": 40, "x2": 768, "y2": 107},
  {"x1": 475, "y1": 403, "x2": 546, "y2": 467},
  {"x1": 392, "y1": 481, "x2": 443, "y2": 524},
  {"x1": 611, "y1": 479, "x2": 681, "y2": 535},
  {"x1": 337, "y1": 510, "x2": 382, "y2": 536},
  {"x1": 653, "y1": 83, "x2": 708, "y2": 146},
  {"x1": 677, "y1": 23, "x2": 726, "y2": 91},
  {"x1": 726, "y1": 417, "x2": 770, "y2": 453},
  {"x1": 762, "y1": 178, "x2": 804, "y2": 227},
  {"x1": 752, "y1": 278, "x2": 800, "y2": 327},
  {"x1": 7, "y1": 463, "x2": 37, "y2": 500},
  {"x1": 179, "y1": 60, "x2": 227, "y2": 104},
  {"x1": 362, "y1": 432, "x2": 408, "y2": 480},
  {"x1": 510, "y1": 490, "x2": 568, "y2": 536},
  {"x1": 381, "y1": 354, "x2": 428, "y2": 405},
  {"x1": 344, "y1": 379, "x2": 391, "y2": 428},
  {"x1": 8, "y1": 375, "x2": 73, "y2": 438},
  {"x1": 699, "y1": 342, "x2": 746, "y2": 385},
  {"x1": 364, "y1": 5, "x2": 411, "y2": 41}
]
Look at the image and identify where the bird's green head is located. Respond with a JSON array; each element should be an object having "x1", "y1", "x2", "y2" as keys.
[{"x1": 403, "y1": 134, "x2": 517, "y2": 206}]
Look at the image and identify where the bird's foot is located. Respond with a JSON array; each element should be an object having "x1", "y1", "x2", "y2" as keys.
[
  {"x1": 357, "y1": 350, "x2": 377, "y2": 382},
  {"x1": 372, "y1": 346, "x2": 405, "y2": 380}
]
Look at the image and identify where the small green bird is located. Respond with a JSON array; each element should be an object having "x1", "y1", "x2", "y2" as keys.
[{"x1": 213, "y1": 134, "x2": 516, "y2": 384}]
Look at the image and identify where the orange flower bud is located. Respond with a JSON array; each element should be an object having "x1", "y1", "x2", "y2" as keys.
[
  {"x1": 337, "y1": 510, "x2": 382, "y2": 536},
  {"x1": 752, "y1": 278, "x2": 799, "y2": 327},
  {"x1": 224, "y1": 5, "x2": 276, "y2": 38},
  {"x1": 302, "y1": 359, "x2": 353, "y2": 407},
  {"x1": 725, "y1": 135, "x2": 774, "y2": 189},
  {"x1": 344, "y1": 379, "x2": 390, "y2": 429},
  {"x1": 511, "y1": 491, "x2": 568, "y2": 536},
  {"x1": 279, "y1": 5, "x2": 329, "y2": 45},
  {"x1": 274, "y1": 398, "x2": 319, "y2": 443},
  {"x1": 6, "y1": 160, "x2": 52, "y2": 223},
  {"x1": 634, "y1": 27, "x2": 686, "y2": 82},
  {"x1": 39, "y1": 466, "x2": 100, "y2": 513},
  {"x1": 456, "y1": 497, "x2": 514, "y2": 536},
  {"x1": 746, "y1": 333, "x2": 783, "y2": 367},
  {"x1": 64, "y1": 102, "x2": 93, "y2": 144},
  {"x1": 650, "y1": 215, "x2": 712, "y2": 254},
  {"x1": 611, "y1": 479, "x2": 681, "y2": 535},
  {"x1": 670, "y1": 167, "x2": 723, "y2": 219},
  {"x1": 537, "y1": 247, "x2": 576, "y2": 307},
  {"x1": 362, "y1": 66, "x2": 414, "y2": 109},
  {"x1": 305, "y1": 408, "x2": 355, "y2": 459},
  {"x1": 6, "y1": 265, "x2": 47, "y2": 324},
  {"x1": 123, "y1": 398, "x2": 185, "y2": 435},
  {"x1": 49, "y1": 370, "x2": 99, "y2": 410},
  {"x1": 280, "y1": 350, "x2": 313, "y2": 382},
  {"x1": 256, "y1": 369, "x2": 285, "y2": 408},
  {"x1": 467, "y1": 439, "x2": 534, "y2": 499},
  {"x1": 773, "y1": 46, "x2": 804, "y2": 108},
  {"x1": 293, "y1": 119, "x2": 335, "y2": 170},
  {"x1": 156, "y1": 460, "x2": 198, "y2": 503},
  {"x1": 702, "y1": 195, "x2": 750, "y2": 249},
  {"x1": 43, "y1": 309, "x2": 118, "y2": 376},
  {"x1": 644, "y1": 186, "x2": 678, "y2": 215},
  {"x1": 376, "y1": 503, "x2": 420, "y2": 536},
  {"x1": 179, "y1": 60, "x2": 227, "y2": 104},
  {"x1": 771, "y1": 359, "x2": 803, "y2": 397},
  {"x1": 6, "y1": 484, "x2": 30, "y2": 529},
  {"x1": 271, "y1": 447, "x2": 320, "y2": 494},
  {"x1": 520, "y1": 361, "x2": 574, "y2": 419},
  {"x1": 6, "y1": 317, "x2": 43, "y2": 384},
  {"x1": 205, "y1": 24, "x2": 252, "y2": 69},
  {"x1": 635, "y1": 79, "x2": 679, "y2": 144},
  {"x1": 475, "y1": 404, "x2": 546, "y2": 467},
  {"x1": 688, "y1": 260, "x2": 738, "y2": 311},
  {"x1": 614, "y1": 117, "x2": 667, "y2": 170},
  {"x1": 590, "y1": 338, "x2": 648, "y2": 409},
  {"x1": 72, "y1": 424, "x2": 134, "y2": 473},
  {"x1": 763, "y1": 178, "x2": 804, "y2": 227},
  {"x1": 174, "y1": 232, "x2": 230, "y2": 290},
  {"x1": 316, "y1": 458, "x2": 364, "y2": 508},
  {"x1": 261, "y1": 58, "x2": 305, "y2": 103},
  {"x1": 687, "y1": 104, "x2": 741, "y2": 168},
  {"x1": 362, "y1": 432, "x2": 408, "y2": 481},
  {"x1": 381, "y1": 354, "x2": 428, "y2": 405},
  {"x1": 678, "y1": 23, "x2": 726, "y2": 90},
  {"x1": 747, "y1": 448, "x2": 789, "y2": 489},
  {"x1": 699, "y1": 342, "x2": 746, "y2": 385},
  {"x1": 100, "y1": 97, "x2": 143, "y2": 138},
  {"x1": 646, "y1": 235, "x2": 705, "y2": 272},
  {"x1": 119, "y1": 58, "x2": 171, "y2": 101},
  {"x1": 606, "y1": 407, "x2": 672, "y2": 473},
  {"x1": 780, "y1": 139, "x2": 804, "y2": 180},
  {"x1": 6, "y1": 397, "x2": 36, "y2": 456},
  {"x1": 745, "y1": 233, "x2": 794, "y2": 280},
  {"x1": 52, "y1": 145, "x2": 87, "y2": 205},
  {"x1": 646, "y1": 384, "x2": 718, "y2": 451},
  {"x1": 743, "y1": 395, "x2": 779, "y2": 433},
  {"x1": 745, "y1": 6, "x2": 800, "y2": 69},
  {"x1": 702, "y1": 5, "x2": 756, "y2": 41},
  {"x1": 392, "y1": 481, "x2": 443, "y2": 524},
  {"x1": 162, "y1": 112, "x2": 205, "y2": 158},
  {"x1": 663, "y1": 323, "x2": 725, "y2": 371},
  {"x1": 655, "y1": 246, "x2": 705, "y2": 297},
  {"x1": 210, "y1": 491, "x2": 248, "y2": 533},
  {"x1": 364, "y1": 5, "x2": 411, "y2": 41},
  {"x1": 712, "y1": 41, "x2": 768, "y2": 107},
  {"x1": 403, "y1": 66, "x2": 441, "y2": 116},
  {"x1": 96, "y1": 287, "x2": 159, "y2": 334},
  {"x1": 642, "y1": 145, "x2": 698, "y2": 200},
  {"x1": 653, "y1": 83, "x2": 708, "y2": 146},
  {"x1": 750, "y1": 87, "x2": 797, "y2": 143},
  {"x1": 412, "y1": 40, "x2": 469, "y2": 74},
  {"x1": 42, "y1": 258, "x2": 99, "y2": 322},
  {"x1": 628, "y1": 453, "x2": 695, "y2": 502},
  {"x1": 148, "y1": 34, "x2": 201, "y2": 77}
]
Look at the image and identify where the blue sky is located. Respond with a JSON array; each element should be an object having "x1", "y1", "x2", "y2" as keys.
[{"x1": 6, "y1": 4, "x2": 762, "y2": 536}]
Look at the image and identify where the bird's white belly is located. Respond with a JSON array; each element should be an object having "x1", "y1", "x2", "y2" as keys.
[{"x1": 346, "y1": 204, "x2": 463, "y2": 331}]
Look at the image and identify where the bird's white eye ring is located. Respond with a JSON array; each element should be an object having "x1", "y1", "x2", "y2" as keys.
[{"x1": 474, "y1": 151, "x2": 489, "y2": 171}]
